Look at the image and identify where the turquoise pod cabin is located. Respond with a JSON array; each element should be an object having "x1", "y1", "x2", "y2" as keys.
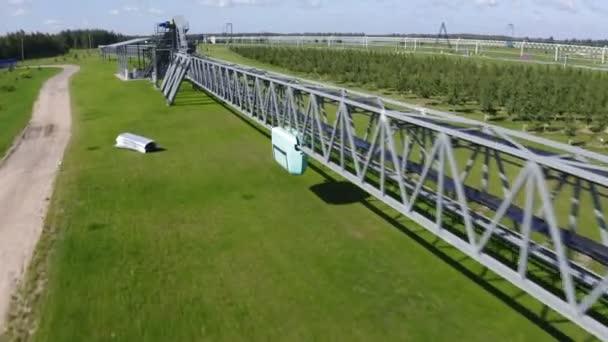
[{"x1": 271, "y1": 127, "x2": 308, "y2": 175}]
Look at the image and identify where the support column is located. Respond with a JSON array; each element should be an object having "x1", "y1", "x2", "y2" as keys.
[{"x1": 152, "y1": 48, "x2": 158, "y2": 87}]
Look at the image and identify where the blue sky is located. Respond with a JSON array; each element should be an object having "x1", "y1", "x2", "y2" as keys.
[{"x1": 1, "y1": 0, "x2": 607, "y2": 39}]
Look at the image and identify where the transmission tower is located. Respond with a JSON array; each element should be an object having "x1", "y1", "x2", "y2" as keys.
[
  {"x1": 435, "y1": 22, "x2": 451, "y2": 48},
  {"x1": 225, "y1": 22, "x2": 234, "y2": 43},
  {"x1": 506, "y1": 23, "x2": 515, "y2": 48}
]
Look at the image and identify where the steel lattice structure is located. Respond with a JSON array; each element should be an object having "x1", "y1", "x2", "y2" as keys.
[
  {"x1": 98, "y1": 16, "x2": 193, "y2": 82},
  {"x1": 155, "y1": 51, "x2": 608, "y2": 339},
  {"x1": 99, "y1": 38, "x2": 153, "y2": 57}
]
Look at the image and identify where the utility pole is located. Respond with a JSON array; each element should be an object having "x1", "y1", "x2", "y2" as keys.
[{"x1": 20, "y1": 32, "x2": 25, "y2": 61}]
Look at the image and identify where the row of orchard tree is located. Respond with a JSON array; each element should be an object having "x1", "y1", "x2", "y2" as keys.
[
  {"x1": 231, "y1": 46, "x2": 608, "y2": 131},
  {"x1": 0, "y1": 30, "x2": 127, "y2": 60}
]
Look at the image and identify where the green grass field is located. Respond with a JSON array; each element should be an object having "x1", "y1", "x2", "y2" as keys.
[
  {"x1": 1, "y1": 56, "x2": 597, "y2": 341},
  {"x1": 0, "y1": 67, "x2": 61, "y2": 158}
]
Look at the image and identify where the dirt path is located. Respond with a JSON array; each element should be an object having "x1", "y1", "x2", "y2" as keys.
[{"x1": 0, "y1": 65, "x2": 78, "y2": 332}]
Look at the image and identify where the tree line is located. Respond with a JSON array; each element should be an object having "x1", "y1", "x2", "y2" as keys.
[
  {"x1": 0, "y1": 30, "x2": 128, "y2": 60},
  {"x1": 231, "y1": 46, "x2": 608, "y2": 131}
]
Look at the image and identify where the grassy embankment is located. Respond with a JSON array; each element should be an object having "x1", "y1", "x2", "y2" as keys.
[{"x1": 0, "y1": 67, "x2": 61, "y2": 158}]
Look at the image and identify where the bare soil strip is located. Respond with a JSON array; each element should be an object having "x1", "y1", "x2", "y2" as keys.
[{"x1": 0, "y1": 65, "x2": 79, "y2": 332}]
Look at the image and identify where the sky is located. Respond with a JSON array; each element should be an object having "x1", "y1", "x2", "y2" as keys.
[{"x1": 1, "y1": 0, "x2": 607, "y2": 39}]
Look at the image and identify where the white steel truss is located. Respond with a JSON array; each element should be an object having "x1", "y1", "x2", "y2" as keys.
[{"x1": 161, "y1": 52, "x2": 608, "y2": 339}]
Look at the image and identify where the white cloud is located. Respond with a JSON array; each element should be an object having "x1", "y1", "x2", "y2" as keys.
[
  {"x1": 469, "y1": 0, "x2": 606, "y2": 12},
  {"x1": 7, "y1": 0, "x2": 29, "y2": 17},
  {"x1": 198, "y1": 0, "x2": 323, "y2": 8},
  {"x1": 533, "y1": 0, "x2": 579, "y2": 12},
  {"x1": 298, "y1": 0, "x2": 321, "y2": 8},
  {"x1": 148, "y1": 7, "x2": 163, "y2": 15},
  {"x1": 44, "y1": 19, "x2": 63, "y2": 30},
  {"x1": 11, "y1": 7, "x2": 25, "y2": 16},
  {"x1": 475, "y1": 0, "x2": 498, "y2": 7},
  {"x1": 199, "y1": 0, "x2": 276, "y2": 7},
  {"x1": 123, "y1": 5, "x2": 139, "y2": 12},
  {"x1": 110, "y1": 6, "x2": 163, "y2": 17}
]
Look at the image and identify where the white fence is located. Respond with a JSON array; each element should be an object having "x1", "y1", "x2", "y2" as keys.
[{"x1": 213, "y1": 35, "x2": 608, "y2": 70}]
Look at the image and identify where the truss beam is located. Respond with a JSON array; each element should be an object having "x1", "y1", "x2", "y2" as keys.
[{"x1": 159, "y1": 52, "x2": 608, "y2": 340}]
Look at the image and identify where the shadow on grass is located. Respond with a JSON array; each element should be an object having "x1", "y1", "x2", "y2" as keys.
[
  {"x1": 173, "y1": 97, "x2": 219, "y2": 107},
  {"x1": 192, "y1": 87, "x2": 589, "y2": 342},
  {"x1": 172, "y1": 89, "x2": 219, "y2": 107},
  {"x1": 310, "y1": 181, "x2": 368, "y2": 205},
  {"x1": 148, "y1": 146, "x2": 167, "y2": 153},
  {"x1": 87, "y1": 223, "x2": 108, "y2": 231},
  {"x1": 454, "y1": 108, "x2": 475, "y2": 114}
]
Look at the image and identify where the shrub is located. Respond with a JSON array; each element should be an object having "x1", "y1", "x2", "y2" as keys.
[
  {"x1": 565, "y1": 125, "x2": 577, "y2": 137},
  {"x1": 0, "y1": 85, "x2": 17, "y2": 92},
  {"x1": 19, "y1": 71, "x2": 33, "y2": 79}
]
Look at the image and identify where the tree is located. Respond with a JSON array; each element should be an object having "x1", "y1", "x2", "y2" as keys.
[
  {"x1": 446, "y1": 72, "x2": 463, "y2": 106},
  {"x1": 478, "y1": 75, "x2": 497, "y2": 118},
  {"x1": 0, "y1": 29, "x2": 127, "y2": 60}
]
